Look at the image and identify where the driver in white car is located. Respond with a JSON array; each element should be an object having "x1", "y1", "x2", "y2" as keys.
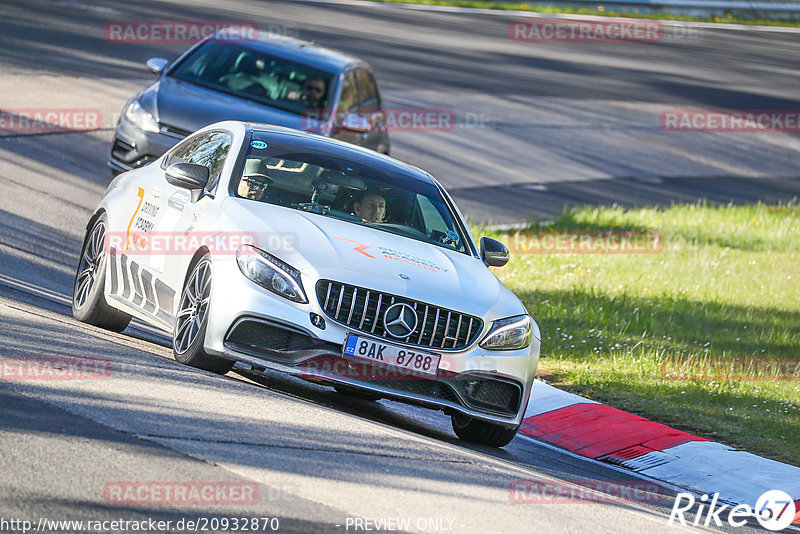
[
  {"x1": 353, "y1": 191, "x2": 386, "y2": 223},
  {"x1": 238, "y1": 159, "x2": 272, "y2": 201}
]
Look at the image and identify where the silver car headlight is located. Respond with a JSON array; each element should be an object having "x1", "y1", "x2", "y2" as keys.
[
  {"x1": 236, "y1": 245, "x2": 308, "y2": 304},
  {"x1": 123, "y1": 98, "x2": 160, "y2": 133},
  {"x1": 479, "y1": 314, "x2": 532, "y2": 350}
]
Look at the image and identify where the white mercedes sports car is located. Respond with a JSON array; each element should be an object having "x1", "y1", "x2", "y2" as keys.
[{"x1": 74, "y1": 120, "x2": 540, "y2": 447}]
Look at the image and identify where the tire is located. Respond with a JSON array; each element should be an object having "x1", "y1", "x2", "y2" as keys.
[
  {"x1": 72, "y1": 213, "x2": 132, "y2": 332},
  {"x1": 334, "y1": 385, "x2": 382, "y2": 401},
  {"x1": 451, "y1": 413, "x2": 520, "y2": 448},
  {"x1": 172, "y1": 255, "x2": 234, "y2": 375}
]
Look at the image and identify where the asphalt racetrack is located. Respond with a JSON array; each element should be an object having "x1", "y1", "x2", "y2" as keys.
[{"x1": 0, "y1": 0, "x2": 798, "y2": 532}]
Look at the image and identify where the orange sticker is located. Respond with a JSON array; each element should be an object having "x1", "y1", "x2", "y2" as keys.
[{"x1": 125, "y1": 187, "x2": 145, "y2": 249}]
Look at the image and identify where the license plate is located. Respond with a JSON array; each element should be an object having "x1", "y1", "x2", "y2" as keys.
[{"x1": 343, "y1": 334, "x2": 441, "y2": 377}]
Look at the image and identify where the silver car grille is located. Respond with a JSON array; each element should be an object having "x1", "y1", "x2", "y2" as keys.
[
  {"x1": 315, "y1": 280, "x2": 483, "y2": 350},
  {"x1": 159, "y1": 123, "x2": 192, "y2": 140}
]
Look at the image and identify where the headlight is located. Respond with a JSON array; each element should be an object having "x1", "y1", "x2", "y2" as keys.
[
  {"x1": 123, "y1": 98, "x2": 160, "y2": 133},
  {"x1": 236, "y1": 245, "x2": 308, "y2": 304},
  {"x1": 479, "y1": 314, "x2": 532, "y2": 350}
]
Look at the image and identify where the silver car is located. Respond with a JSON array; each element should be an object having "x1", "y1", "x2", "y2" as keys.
[
  {"x1": 109, "y1": 30, "x2": 390, "y2": 175},
  {"x1": 76, "y1": 121, "x2": 540, "y2": 447}
]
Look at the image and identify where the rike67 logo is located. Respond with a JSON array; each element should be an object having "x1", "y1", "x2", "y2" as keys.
[{"x1": 669, "y1": 490, "x2": 797, "y2": 531}]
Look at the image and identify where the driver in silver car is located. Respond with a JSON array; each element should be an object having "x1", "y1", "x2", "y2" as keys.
[{"x1": 288, "y1": 76, "x2": 328, "y2": 110}]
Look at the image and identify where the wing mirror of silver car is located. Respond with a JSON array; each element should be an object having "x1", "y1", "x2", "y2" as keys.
[
  {"x1": 480, "y1": 237, "x2": 510, "y2": 268},
  {"x1": 165, "y1": 163, "x2": 209, "y2": 203},
  {"x1": 145, "y1": 57, "x2": 169, "y2": 75}
]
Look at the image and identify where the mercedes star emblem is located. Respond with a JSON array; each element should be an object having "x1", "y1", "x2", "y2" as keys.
[{"x1": 383, "y1": 303, "x2": 418, "y2": 338}]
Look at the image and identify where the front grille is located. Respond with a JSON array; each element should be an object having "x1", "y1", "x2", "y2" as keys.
[
  {"x1": 113, "y1": 138, "x2": 134, "y2": 153},
  {"x1": 111, "y1": 138, "x2": 135, "y2": 161},
  {"x1": 159, "y1": 123, "x2": 192, "y2": 139},
  {"x1": 111, "y1": 138, "x2": 156, "y2": 168},
  {"x1": 315, "y1": 280, "x2": 483, "y2": 350}
]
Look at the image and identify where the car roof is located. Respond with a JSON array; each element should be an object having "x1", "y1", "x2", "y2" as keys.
[
  {"x1": 209, "y1": 29, "x2": 366, "y2": 73},
  {"x1": 243, "y1": 122, "x2": 436, "y2": 186}
]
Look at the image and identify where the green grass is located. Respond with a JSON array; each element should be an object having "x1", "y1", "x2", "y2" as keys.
[
  {"x1": 366, "y1": 0, "x2": 800, "y2": 26},
  {"x1": 476, "y1": 202, "x2": 800, "y2": 466}
]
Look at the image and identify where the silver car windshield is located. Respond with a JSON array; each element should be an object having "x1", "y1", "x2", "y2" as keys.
[
  {"x1": 170, "y1": 41, "x2": 334, "y2": 116},
  {"x1": 233, "y1": 144, "x2": 468, "y2": 254}
]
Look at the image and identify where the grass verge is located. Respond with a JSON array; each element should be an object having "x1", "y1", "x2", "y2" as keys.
[
  {"x1": 365, "y1": 0, "x2": 800, "y2": 27},
  {"x1": 476, "y1": 201, "x2": 800, "y2": 465}
]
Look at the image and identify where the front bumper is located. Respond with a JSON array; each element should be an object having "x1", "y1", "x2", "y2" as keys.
[
  {"x1": 203, "y1": 257, "x2": 540, "y2": 427},
  {"x1": 108, "y1": 118, "x2": 189, "y2": 173}
]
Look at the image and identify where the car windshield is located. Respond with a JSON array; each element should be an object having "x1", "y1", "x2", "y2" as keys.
[
  {"x1": 233, "y1": 138, "x2": 468, "y2": 254},
  {"x1": 170, "y1": 41, "x2": 335, "y2": 117}
]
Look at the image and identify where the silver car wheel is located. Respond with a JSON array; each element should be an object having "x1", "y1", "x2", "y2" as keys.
[
  {"x1": 174, "y1": 259, "x2": 212, "y2": 355},
  {"x1": 74, "y1": 220, "x2": 105, "y2": 309}
]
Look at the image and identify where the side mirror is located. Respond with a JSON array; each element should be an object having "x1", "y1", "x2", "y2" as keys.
[
  {"x1": 480, "y1": 237, "x2": 509, "y2": 267},
  {"x1": 165, "y1": 163, "x2": 209, "y2": 202},
  {"x1": 145, "y1": 57, "x2": 169, "y2": 75},
  {"x1": 337, "y1": 113, "x2": 371, "y2": 133}
]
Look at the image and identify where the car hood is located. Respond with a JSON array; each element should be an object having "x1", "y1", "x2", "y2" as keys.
[
  {"x1": 222, "y1": 199, "x2": 524, "y2": 319},
  {"x1": 152, "y1": 76, "x2": 310, "y2": 132}
]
